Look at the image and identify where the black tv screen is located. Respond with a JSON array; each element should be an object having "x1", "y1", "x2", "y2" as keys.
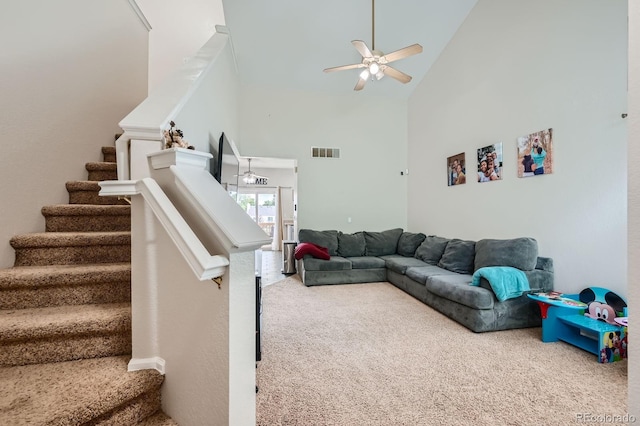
[{"x1": 211, "y1": 132, "x2": 239, "y2": 194}]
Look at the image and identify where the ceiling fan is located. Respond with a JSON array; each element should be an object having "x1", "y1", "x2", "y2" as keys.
[
  {"x1": 237, "y1": 158, "x2": 267, "y2": 184},
  {"x1": 323, "y1": 0, "x2": 423, "y2": 91}
]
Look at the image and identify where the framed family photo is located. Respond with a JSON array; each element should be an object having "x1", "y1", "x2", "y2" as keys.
[
  {"x1": 447, "y1": 153, "x2": 466, "y2": 186},
  {"x1": 517, "y1": 128, "x2": 553, "y2": 178},
  {"x1": 476, "y1": 143, "x2": 503, "y2": 183}
]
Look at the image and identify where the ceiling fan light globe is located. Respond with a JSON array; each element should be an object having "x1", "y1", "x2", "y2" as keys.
[
  {"x1": 359, "y1": 69, "x2": 370, "y2": 80},
  {"x1": 369, "y1": 62, "x2": 380, "y2": 75}
]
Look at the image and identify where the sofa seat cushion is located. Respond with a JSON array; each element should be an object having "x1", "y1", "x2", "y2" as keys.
[
  {"x1": 349, "y1": 256, "x2": 386, "y2": 269},
  {"x1": 303, "y1": 256, "x2": 351, "y2": 271},
  {"x1": 405, "y1": 265, "x2": 458, "y2": 284},
  {"x1": 425, "y1": 274, "x2": 494, "y2": 310},
  {"x1": 383, "y1": 255, "x2": 428, "y2": 275}
]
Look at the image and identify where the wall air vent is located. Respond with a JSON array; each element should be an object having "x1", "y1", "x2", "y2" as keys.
[{"x1": 311, "y1": 147, "x2": 340, "y2": 158}]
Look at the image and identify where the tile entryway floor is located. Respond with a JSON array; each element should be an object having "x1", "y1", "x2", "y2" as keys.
[{"x1": 261, "y1": 250, "x2": 286, "y2": 286}]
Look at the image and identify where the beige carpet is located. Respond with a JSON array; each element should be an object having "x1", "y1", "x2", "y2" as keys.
[
  {"x1": 256, "y1": 276, "x2": 628, "y2": 426},
  {"x1": 0, "y1": 356, "x2": 169, "y2": 425}
]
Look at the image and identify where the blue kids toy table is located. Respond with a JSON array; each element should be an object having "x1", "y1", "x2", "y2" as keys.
[{"x1": 528, "y1": 291, "x2": 627, "y2": 363}]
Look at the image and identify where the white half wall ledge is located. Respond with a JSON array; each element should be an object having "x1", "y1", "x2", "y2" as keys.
[
  {"x1": 119, "y1": 34, "x2": 228, "y2": 133},
  {"x1": 98, "y1": 180, "x2": 138, "y2": 197},
  {"x1": 119, "y1": 126, "x2": 164, "y2": 141},
  {"x1": 137, "y1": 178, "x2": 230, "y2": 280},
  {"x1": 128, "y1": 357, "x2": 166, "y2": 374},
  {"x1": 149, "y1": 148, "x2": 212, "y2": 171},
  {"x1": 98, "y1": 179, "x2": 230, "y2": 281},
  {"x1": 127, "y1": 0, "x2": 152, "y2": 31},
  {"x1": 170, "y1": 166, "x2": 272, "y2": 252}
]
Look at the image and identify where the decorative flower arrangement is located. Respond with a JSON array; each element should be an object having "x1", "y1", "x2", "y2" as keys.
[{"x1": 164, "y1": 121, "x2": 194, "y2": 149}]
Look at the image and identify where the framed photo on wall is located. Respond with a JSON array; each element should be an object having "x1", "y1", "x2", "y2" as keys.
[
  {"x1": 517, "y1": 128, "x2": 553, "y2": 178},
  {"x1": 447, "y1": 152, "x2": 466, "y2": 186},
  {"x1": 477, "y1": 143, "x2": 503, "y2": 183}
]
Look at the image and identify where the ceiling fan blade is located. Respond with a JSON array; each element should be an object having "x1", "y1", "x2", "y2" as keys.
[
  {"x1": 354, "y1": 76, "x2": 367, "y2": 91},
  {"x1": 381, "y1": 43, "x2": 423, "y2": 63},
  {"x1": 323, "y1": 63, "x2": 365, "y2": 73},
  {"x1": 241, "y1": 171, "x2": 268, "y2": 182},
  {"x1": 383, "y1": 66, "x2": 412, "y2": 84},
  {"x1": 351, "y1": 40, "x2": 373, "y2": 58}
]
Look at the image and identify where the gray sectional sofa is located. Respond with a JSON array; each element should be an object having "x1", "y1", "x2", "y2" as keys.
[{"x1": 296, "y1": 228, "x2": 554, "y2": 333}]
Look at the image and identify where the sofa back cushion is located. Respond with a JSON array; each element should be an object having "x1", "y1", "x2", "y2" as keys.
[
  {"x1": 364, "y1": 228, "x2": 403, "y2": 256},
  {"x1": 437, "y1": 239, "x2": 476, "y2": 274},
  {"x1": 414, "y1": 236, "x2": 450, "y2": 265},
  {"x1": 337, "y1": 231, "x2": 366, "y2": 257},
  {"x1": 474, "y1": 238, "x2": 538, "y2": 271},
  {"x1": 397, "y1": 232, "x2": 427, "y2": 257},
  {"x1": 298, "y1": 229, "x2": 339, "y2": 256}
]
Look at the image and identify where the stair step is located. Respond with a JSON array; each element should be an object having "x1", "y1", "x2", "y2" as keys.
[
  {"x1": 0, "y1": 263, "x2": 130, "y2": 309},
  {"x1": 86, "y1": 162, "x2": 118, "y2": 181},
  {"x1": 0, "y1": 356, "x2": 165, "y2": 424},
  {"x1": 0, "y1": 144, "x2": 176, "y2": 423},
  {"x1": 102, "y1": 146, "x2": 116, "y2": 163},
  {"x1": 10, "y1": 232, "x2": 130, "y2": 266},
  {"x1": 42, "y1": 204, "x2": 131, "y2": 232},
  {"x1": 138, "y1": 411, "x2": 180, "y2": 426},
  {"x1": 66, "y1": 181, "x2": 129, "y2": 205},
  {"x1": 0, "y1": 303, "x2": 131, "y2": 366}
]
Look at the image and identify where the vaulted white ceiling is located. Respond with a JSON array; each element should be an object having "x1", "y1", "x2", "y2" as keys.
[{"x1": 222, "y1": 0, "x2": 478, "y2": 99}]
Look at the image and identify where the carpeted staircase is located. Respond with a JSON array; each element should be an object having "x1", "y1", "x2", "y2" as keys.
[{"x1": 0, "y1": 146, "x2": 178, "y2": 425}]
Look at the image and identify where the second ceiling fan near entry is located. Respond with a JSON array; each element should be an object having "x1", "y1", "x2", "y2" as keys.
[
  {"x1": 323, "y1": 0, "x2": 423, "y2": 91},
  {"x1": 237, "y1": 158, "x2": 268, "y2": 184}
]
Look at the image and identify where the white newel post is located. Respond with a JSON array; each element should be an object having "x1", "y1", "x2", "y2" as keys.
[{"x1": 114, "y1": 126, "x2": 165, "y2": 181}]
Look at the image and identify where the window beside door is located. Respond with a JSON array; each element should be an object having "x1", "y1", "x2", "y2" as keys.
[{"x1": 237, "y1": 192, "x2": 276, "y2": 237}]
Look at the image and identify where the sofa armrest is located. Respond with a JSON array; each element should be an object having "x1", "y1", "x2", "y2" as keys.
[
  {"x1": 535, "y1": 256, "x2": 554, "y2": 272},
  {"x1": 524, "y1": 269, "x2": 554, "y2": 293}
]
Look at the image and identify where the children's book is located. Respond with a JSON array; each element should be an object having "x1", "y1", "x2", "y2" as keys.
[{"x1": 533, "y1": 291, "x2": 588, "y2": 308}]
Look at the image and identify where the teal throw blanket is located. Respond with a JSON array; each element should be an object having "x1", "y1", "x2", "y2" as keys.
[{"x1": 471, "y1": 266, "x2": 530, "y2": 302}]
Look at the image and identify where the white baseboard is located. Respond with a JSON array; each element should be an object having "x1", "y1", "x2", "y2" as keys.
[{"x1": 128, "y1": 357, "x2": 166, "y2": 374}]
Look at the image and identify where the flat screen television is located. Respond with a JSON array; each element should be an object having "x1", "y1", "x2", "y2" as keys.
[{"x1": 210, "y1": 132, "x2": 239, "y2": 198}]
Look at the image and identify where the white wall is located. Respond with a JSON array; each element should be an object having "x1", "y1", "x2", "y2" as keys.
[
  {"x1": 131, "y1": 198, "x2": 231, "y2": 423},
  {"x1": 408, "y1": 0, "x2": 628, "y2": 297},
  {"x1": 628, "y1": 0, "x2": 639, "y2": 418},
  {"x1": 136, "y1": 0, "x2": 226, "y2": 92},
  {"x1": 173, "y1": 35, "x2": 239, "y2": 153},
  {"x1": 0, "y1": 0, "x2": 149, "y2": 268},
  {"x1": 238, "y1": 85, "x2": 409, "y2": 233},
  {"x1": 237, "y1": 166, "x2": 295, "y2": 190}
]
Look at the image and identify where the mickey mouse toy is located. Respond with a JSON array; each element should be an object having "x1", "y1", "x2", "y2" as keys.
[{"x1": 579, "y1": 287, "x2": 627, "y2": 325}]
